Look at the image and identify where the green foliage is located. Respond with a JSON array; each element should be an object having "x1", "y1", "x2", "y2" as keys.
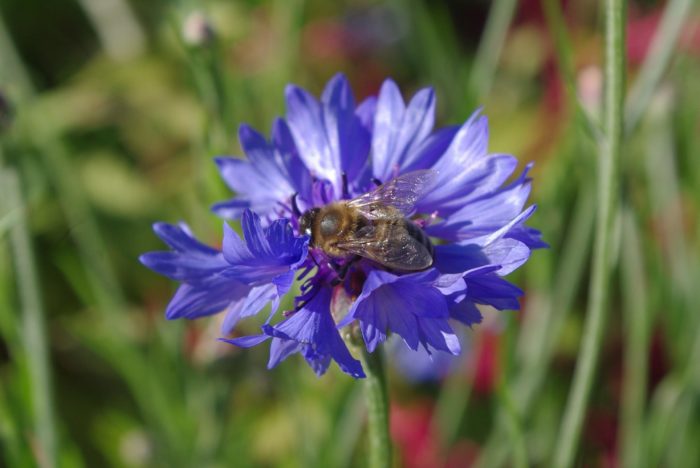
[{"x1": 1, "y1": 0, "x2": 699, "y2": 466}]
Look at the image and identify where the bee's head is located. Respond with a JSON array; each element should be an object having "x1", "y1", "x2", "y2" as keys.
[{"x1": 298, "y1": 208, "x2": 320, "y2": 241}]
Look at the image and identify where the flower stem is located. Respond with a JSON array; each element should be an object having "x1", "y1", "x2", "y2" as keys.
[
  {"x1": 361, "y1": 348, "x2": 392, "y2": 468},
  {"x1": 1, "y1": 169, "x2": 57, "y2": 468},
  {"x1": 552, "y1": 0, "x2": 626, "y2": 466}
]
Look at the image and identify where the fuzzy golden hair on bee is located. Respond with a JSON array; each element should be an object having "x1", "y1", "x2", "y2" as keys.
[{"x1": 297, "y1": 170, "x2": 436, "y2": 272}]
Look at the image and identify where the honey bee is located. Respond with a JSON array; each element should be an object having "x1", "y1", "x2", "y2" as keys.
[{"x1": 298, "y1": 170, "x2": 436, "y2": 272}]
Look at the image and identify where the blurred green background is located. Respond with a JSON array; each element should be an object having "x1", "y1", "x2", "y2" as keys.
[{"x1": 1, "y1": 0, "x2": 699, "y2": 466}]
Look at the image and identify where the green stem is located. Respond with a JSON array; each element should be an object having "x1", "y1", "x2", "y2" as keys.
[
  {"x1": 75, "y1": 0, "x2": 145, "y2": 60},
  {"x1": 552, "y1": 0, "x2": 626, "y2": 466},
  {"x1": 541, "y1": 0, "x2": 602, "y2": 141},
  {"x1": 624, "y1": 0, "x2": 694, "y2": 135},
  {"x1": 362, "y1": 348, "x2": 392, "y2": 468},
  {"x1": 0, "y1": 169, "x2": 57, "y2": 468},
  {"x1": 618, "y1": 208, "x2": 649, "y2": 468},
  {"x1": 497, "y1": 382, "x2": 528, "y2": 468},
  {"x1": 430, "y1": 352, "x2": 473, "y2": 448},
  {"x1": 468, "y1": 0, "x2": 518, "y2": 100},
  {"x1": 475, "y1": 173, "x2": 597, "y2": 468},
  {"x1": 0, "y1": 15, "x2": 33, "y2": 98}
]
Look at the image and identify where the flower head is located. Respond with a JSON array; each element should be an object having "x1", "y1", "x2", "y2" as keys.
[
  {"x1": 141, "y1": 74, "x2": 543, "y2": 378},
  {"x1": 140, "y1": 211, "x2": 307, "y2": 334}
]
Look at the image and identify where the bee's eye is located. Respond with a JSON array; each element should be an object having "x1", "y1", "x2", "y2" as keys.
[{"x1": 320, "y1": 212, "x2": 339, "y2": 236}]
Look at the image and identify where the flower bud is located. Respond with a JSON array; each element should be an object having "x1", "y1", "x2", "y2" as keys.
[{"x1": 182, "y1": 11, "x2": 216, "y2": 47}]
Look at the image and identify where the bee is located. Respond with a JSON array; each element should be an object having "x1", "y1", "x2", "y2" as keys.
[{"x1": 298, "y1": 170, "x2": 436, "y2": 272}]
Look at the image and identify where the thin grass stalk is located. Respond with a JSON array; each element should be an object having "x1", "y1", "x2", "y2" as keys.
[
  {"x1": 39, "y1": 141, "x2": 127, "y2": 309},
  {"x1": 639, "y1": 60, "x2": 700, "y2": 467},
  {"x1": 618, "y1": 207, "x2": 649, "y2": 468},
  {"x1": 476, "y1": 179, "x2": 596, "y2": 468},
  {"x1": 664, "y1": 397, "x2": 695, "y2": 468},
  {"x1": 0, "y1": 16, "x2": 33, "y2": 98},
  {"x1": 0, "y1": 207, "x2": 19, "y2": 237},
  {"x1": 0, "y1": 10, "x2": 197, "y2": 461},
  {"x1": 624, "y1": 0, "x2": 695, "y2": 135},
  {"x1": 645, "y1": 377, "x2": 684, "y2": 466},
  {"x1": 0, "y1": 9, "x2": 127, "y2": 311},
  {"x1": 496, "y1": 382, "x2": 527, "y2": 468},
  {"x1": 552, "y1": 0, "x2": 626, "y2": 464},
  {"x1": 169, "y1": 9, "x2": 234, "y2": 235},
  {"x1": 430, "y1": 352, "x2": 473, "y2": 448},
  {"x1": 642, "y1": 93, "x2": 693, "y2": 335},
  {"x1": 328, "y1": 386, "x2": 366, "y2": 468},
  {"x1": 513, "y1": 182, "x2": 597, "y2": 410},
  {"x1": 540, "y1": 0, "x2": 602, "y2": 141},
  {"x1": 75, "y1": 0, "x2": 145, "y2": 60},
  {"x1": 0, "y1": 169, "x2": 57, "y2": 468},
  {"x1": 468, "y1": 0, "x2": 518, "y2": 100},
  {"x1": 403, "y1": 0, "x2": 468, "y2": 114},
  {"x1": 646, "y1": 288, "x2": 700, "y2": 465}
]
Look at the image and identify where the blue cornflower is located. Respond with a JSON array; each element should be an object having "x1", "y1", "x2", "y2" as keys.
[
  {"x1": 141, "y1": 74, "x2": 543, "y2": 379},
  {"x1": 140, "y1": 212, "x2": 308, "y2": 334}
]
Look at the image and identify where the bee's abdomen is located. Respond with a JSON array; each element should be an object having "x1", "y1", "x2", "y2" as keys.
[{"x1": 404, "y1": 220, "x2": 434, "y2": 257}]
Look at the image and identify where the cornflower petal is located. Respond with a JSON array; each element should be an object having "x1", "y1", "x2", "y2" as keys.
[
  {"x1": 221, "y1": 211, "x2": 309, "y2": 286},
  {"x1": 263, "y1": 287, "x2": 365, "y2": 378},
  {"x1": 434, "y1": 205, "x2": 536, "y2": 276},
  {"x1": 371, "y1": 79, "x2": 437, "y2": 181},
  {"x1": 212, "y1": 120, "x2": 311, "y2": 221},
  {"x1": 345, "y1": 269, "x2": 459, "y2": 355},
  {"x1": 285, "y1": 73, "x2": 370, "y2": 196},
  {"x1": 145, "y1": 74, "x2": 544, "y2": 379},
  {"x1": 139, "y1": 223, "x2": 228, "y2": 281},
  {"x1": 416, "y1": 111, "x2": 530, "y2": 217},
  {"x1": 139, "y1": 223, "x2": 250, "y2": 321},
  {"x1": 426, "y1": 164, "x2": 534, "y2": 241},
  {"x1": 268, "y1": 338, "x2": 303, "y2": 368},
  {"x1": 165, "y1": 281, "x2": 248, "y2": 320}
]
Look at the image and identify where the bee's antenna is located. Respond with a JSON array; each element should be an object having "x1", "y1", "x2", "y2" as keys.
[
  {"x1": 341, "y1": 172, "x2": 350, "y2": 199},
  {"x1": 291, "y1": 193, "x2": 302, "y2": 217},
  {"x1": 371, "y1": 177, "x2": 383, "y2": 187}
]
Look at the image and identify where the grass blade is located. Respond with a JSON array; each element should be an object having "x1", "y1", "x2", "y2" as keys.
[
  {"x1": 618, "y1": 206, "x2": 649, "y2": 468},
  {"x1": 0, "y1": 169, "x2": 57, "y2": 468},
  {"x1": 540, "y1": 0, "x2": 603, "y2": 141},
  {"x1": 625, "y1": 0, "x2": 695, "y2": 135},
  {"x1": 552, "y1": 0, "x2": 626, "y2": 464},
  {"x1": 468, "y1": 0, "x2": 518, "y2": 100},
  {"x1": 476, "y1": 175, "x2": 596, "y2": 468}
]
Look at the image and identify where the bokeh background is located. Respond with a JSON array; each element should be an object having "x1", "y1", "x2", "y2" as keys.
[{"x1": 1, "y1": 0, "x2": 699, "y2": 466}]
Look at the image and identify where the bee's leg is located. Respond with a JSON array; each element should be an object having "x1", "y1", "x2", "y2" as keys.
[
  {"x1": 330, "y1": 255, "x2": 361, "y2": 286},
  {"x1": 341, "y1": 172, "x2": 350, "y2": 199},
  {"x1": 291, "y1": 193, "x2": 302, "y2": 217},
  {"x1": 371, "y1": 177, "x2": 383, "y2": 187}
]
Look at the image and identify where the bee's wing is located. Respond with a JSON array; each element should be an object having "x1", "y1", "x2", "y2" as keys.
[
  {"x1": 347, "y1": 170, "x2": 437, "y2": 217},
  {"x1": 335, "y1": 221, "x2": 433, "y2": 271}
]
